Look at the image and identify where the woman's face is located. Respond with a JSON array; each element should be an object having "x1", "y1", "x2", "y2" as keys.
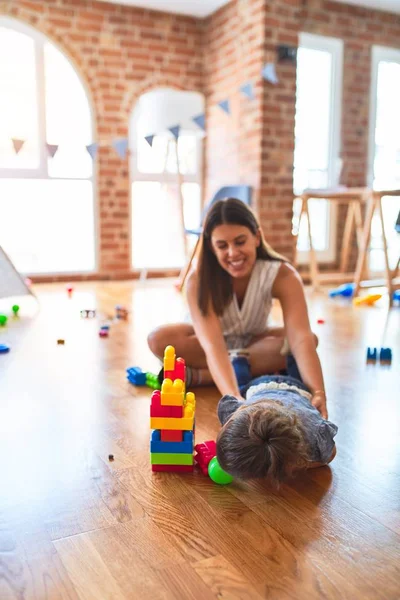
[{"x1": 210, "y1": 223, "x2": 260, "y2": 279}]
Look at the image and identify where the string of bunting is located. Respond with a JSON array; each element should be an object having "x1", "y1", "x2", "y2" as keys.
[{"x1": 6, "y1": 62, "x2": 279, "y2": 161}]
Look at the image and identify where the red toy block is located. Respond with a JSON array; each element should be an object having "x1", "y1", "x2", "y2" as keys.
[
  {"x1": 161, "y1": 430, "x2": 183, "y2": 442},
  {"x1": 175, "y1": 357, "x2": 186, "y2": 381},
  {"x1": 165, "y1": 357, "x2": 186, "y2": 382},
  {"x1": 152, "y1": 464, "x2": 193, "y2": 473},
  {"x1": 150, "y1": 390, "x2": 183, "y2": 418},
  {"x1": 194, "y1": 440, "x2": 217, "y2": 476}
]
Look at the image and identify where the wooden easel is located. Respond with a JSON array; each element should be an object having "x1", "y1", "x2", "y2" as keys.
[
  {"x1": 293, "y1": 187, "x2": 370, "y2": 289},
  {"x1": 353, "y1": 189, "x2": 400, "y2": 306}
]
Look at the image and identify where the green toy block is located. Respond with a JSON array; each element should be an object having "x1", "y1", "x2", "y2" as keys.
[
  {"x1": 150, "y1": 452, "x2": 194, "y2": 466},
  {"x1": 146, "y1": 372, "x2": 161, "y2": 390}
]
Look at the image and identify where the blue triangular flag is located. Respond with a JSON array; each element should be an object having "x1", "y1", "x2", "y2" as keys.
[
  {"x1": 169, "y1": 125, "x2": 180, "y2": 140},
  {"x1": 86, "y1": 143, "x2": 98, "y2": 160},
  {"x1": 240, "y1": 82, "x2": 255, "y2": 100},
  {"x1": 217, "y1": 100, "x2": 230, "y2": 115},
  {"x1": 112, "y1": 138, "x2": 129, "y2": 159},
  {"x1": 46, "y1": 143, "x2": 58, "y2": 158},
  {"x1": 145, "y1": 135, "x2": 155, "y2": 147},
  {"x1": 262, "y1": 63, "x2": 279, "y2": 85},
  {"x1": 192, "y1": 113, "x2": 206, "y2": 131}
]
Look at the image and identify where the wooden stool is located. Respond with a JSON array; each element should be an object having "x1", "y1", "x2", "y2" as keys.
[
  {"x1": 353, "y1": 189, "x2": 400, "y2": 306},
  {"x1": 294, "y1": 187, "x2": 370, "y2": 290}
]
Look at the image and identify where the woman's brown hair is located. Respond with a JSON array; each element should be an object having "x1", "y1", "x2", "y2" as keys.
[
  {"x1": 216, "y1": 400, "x2": 309, "y2": 484},
  {"x1": 197, "y1": 198, "x2": 286, "y2": 316}
]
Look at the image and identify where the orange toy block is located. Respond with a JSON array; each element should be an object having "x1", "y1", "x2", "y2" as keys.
[
  {"x1": 161, "y1": 378, "x2": 185, "y2": 406},
  {"x1": 163, "y1": 345, "x2": 175, "y2": 372},
  {"x1": 161, "y1": 430, "x2": 183, "y2": 442}
]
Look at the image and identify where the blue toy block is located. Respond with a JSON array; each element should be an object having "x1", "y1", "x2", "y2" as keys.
[
  {"x1": 0, "y1": 344, "x2": 10, "y2": 353},
  {"x1": 126, "y1": 366, "x2": 147, "y2": 386},
  {"x1": 366, "y1": 347, "x2": 377, "y2": 362},
  {"x1": 150, "y1": 430, "x2": 194, "y2": 454},
  {"x1": 329, "y1": 283, "x2": 355, "y2": 298},
  {"x1": 393, "y1": 290, "x2": 400, "y2": 302},
  {"x1": 379, "y1": 347, "x2": 392, "y2": 363}
]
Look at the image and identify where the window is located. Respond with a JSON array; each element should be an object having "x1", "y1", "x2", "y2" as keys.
[
  {"x1": 293, "y1": 33, "x2": 343, "y2": 263},
  {"x1": 0, "y1": 18, "x2": 96, "y2": 275},
  {"x1": 368, "y1": 46, "x2": 400, "y2": 273},
  {"x1": 130, "y1": 88, "x2": 203, "y2": 270}
]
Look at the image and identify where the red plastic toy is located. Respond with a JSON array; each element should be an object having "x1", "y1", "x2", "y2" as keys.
[{"x1": 194, "y1": 440, "x2": 217, "y2": 476}]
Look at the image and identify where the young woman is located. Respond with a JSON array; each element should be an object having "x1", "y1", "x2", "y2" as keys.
[{"x1": 148, "y1": 198, "x2": 328, "y2": 419}]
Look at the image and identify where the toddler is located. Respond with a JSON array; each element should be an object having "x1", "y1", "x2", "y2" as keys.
[{"x1": 217, "y1": 355, "x2": 338, "y2": 484}]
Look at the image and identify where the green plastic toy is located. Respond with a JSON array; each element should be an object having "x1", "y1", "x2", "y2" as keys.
[
  {"x1": 208, "y1": 456, "x2": 234, "y2": 485},
  {"x1": 146, "y1": 372, "x2": 161, "y2": 390},
  {"x1": 12, "y1": 304, "x2": 20, "y2": 316},
  {"x1": 0, "y1": 315, "x2": 7, "y2": 326}
]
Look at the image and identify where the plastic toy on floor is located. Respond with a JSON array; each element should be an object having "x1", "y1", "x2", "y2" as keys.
[
  {"x1": 366, "y1": 346, "x2": 392, "y2": 365},
  {"x1": 353, "y1": 294, "x2": 382, "y2": 306},
  {"x1": 194, "y1": 440, "x2": 234, "y2": 485},
  {"x1": 150, "y1": 345, "x2": 195, "y2": 473},
  {"x1": 115, "y1": 305, "x2": 128, "y2": 320},
  {"x1": 379, "y1": 347, "x2": 392, "y2": 364},
  {"x1": 329, "y1": 283, "x2": 355, "y2": 298},
  {"x1": 366, "y1": 347, "x2": 377, "y2": 363},
  {"x1": 126, "y1": 366, "x2": 161, "y2": 390}
]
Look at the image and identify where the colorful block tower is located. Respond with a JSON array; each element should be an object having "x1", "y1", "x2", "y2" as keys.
[{"x1": 150, "y1": 345, "x2": 195, "y2": 473}]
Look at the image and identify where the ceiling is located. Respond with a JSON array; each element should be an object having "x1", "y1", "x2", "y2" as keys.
[
  {"x1": 95, "y1": 0, "x2": 232, "y2": 18},
  {"x1": 331, "y1": 0, "x2": 400, "y2": 14},
  {"x1": 95, "y1": 0, "x2": 400, "y2": 18}
]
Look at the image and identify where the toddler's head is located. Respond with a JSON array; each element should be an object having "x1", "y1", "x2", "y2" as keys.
[{"x1": 216, "y1": 399, "x2": 309, "y2": 484}]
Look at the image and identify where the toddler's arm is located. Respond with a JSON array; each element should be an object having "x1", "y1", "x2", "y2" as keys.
[{"x1": 306, "y1": 445, "x2": 337, "y2": 469}]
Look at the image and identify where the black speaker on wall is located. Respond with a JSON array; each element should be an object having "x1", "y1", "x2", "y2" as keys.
[{"x1": 277, "y1": 45, "x2": 297, "y2": 63}]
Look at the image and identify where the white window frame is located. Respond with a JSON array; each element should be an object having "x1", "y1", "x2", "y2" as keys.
[
  {"x1": 295, "y1": 32, "x2": 343, "y2": 264},
  {"x1": 0, "y1": 16, "x2": 98, "y2": 274},
  {"x1": 368, "y1": 45, "x2": 400, "y2": 188},
  {"x1": 130, "y1": 133, "x2": 203, "y2": 270}
]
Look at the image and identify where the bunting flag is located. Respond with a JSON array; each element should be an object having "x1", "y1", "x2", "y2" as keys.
[
  {"x1": 86, "y1": 142, "x2": 99, "y2": 160},
  {"x1": 46, "y1": 143, "x2": 59, "y2": 158},
  {"x1": 192, "y1": 113, "x2": 206, "y2": 131},
  {"x1": 145, "y1": 135, "x2": 155, "y2": 147},
  {"x1": 217, "y1": 100, "x2": 230, "y2": 115},
  {"x1": 112, "y1": 138, "x2": 129, "y2": 159},
  {"x1": 262, "y1": 63, "x2": 279, "y2": 85},
  {"x1": 240, "y1": 82, "x2": 255, "y2": 100},
  {"x1": 168, "y1": 125, "x2": 180, "y2": 140},
  {"x1": 12, "y1": 139, "x2": 25, "y2": 154}
]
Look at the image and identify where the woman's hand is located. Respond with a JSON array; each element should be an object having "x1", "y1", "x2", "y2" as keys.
[{"x1": 312, "y1": 391, "x2": 328, "y2": 420}]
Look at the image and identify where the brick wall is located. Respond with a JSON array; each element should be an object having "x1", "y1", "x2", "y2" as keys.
[
  {"x1": 202, "y1": 0, "x2": 266, "y2": 205},
  {"x1": 0, "y1": 0, "x2": 203, "y2": 278},
  {"x1": 2, "y1": 0, "x2": 400, "y2": 275},
  {"x1": 204, "y1": 0, "x2": 400, "y2": 261}
]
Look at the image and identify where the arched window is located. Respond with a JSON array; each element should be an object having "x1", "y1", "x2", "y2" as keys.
[
  {"x1": 130, "y1": 88, "x2": 204, "y2": 270},
  {"x1": 0, "y1": 18, "x2": 96, "y2": 274}
]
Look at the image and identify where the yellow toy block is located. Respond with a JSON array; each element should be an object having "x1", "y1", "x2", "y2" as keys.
[
  {"x1": 161, "y1": 378, "x2": 185, "y2": 406},
  {"x1": 185, "y1": 391, "x2": 196, "y2": 411},
  {"x1": 163, "y1": 345, "x2": 175, "y2": 372},
  {"x1": 353, "y1": 294, "x2": 382, "y2": 306},
  {"x1": 150, "y1": 393, "x2": 195, "y2": 430}
]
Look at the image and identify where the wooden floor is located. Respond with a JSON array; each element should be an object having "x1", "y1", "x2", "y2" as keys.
[{"x1": 0, "y1": 280, "x2": 399, "y2": 600}]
